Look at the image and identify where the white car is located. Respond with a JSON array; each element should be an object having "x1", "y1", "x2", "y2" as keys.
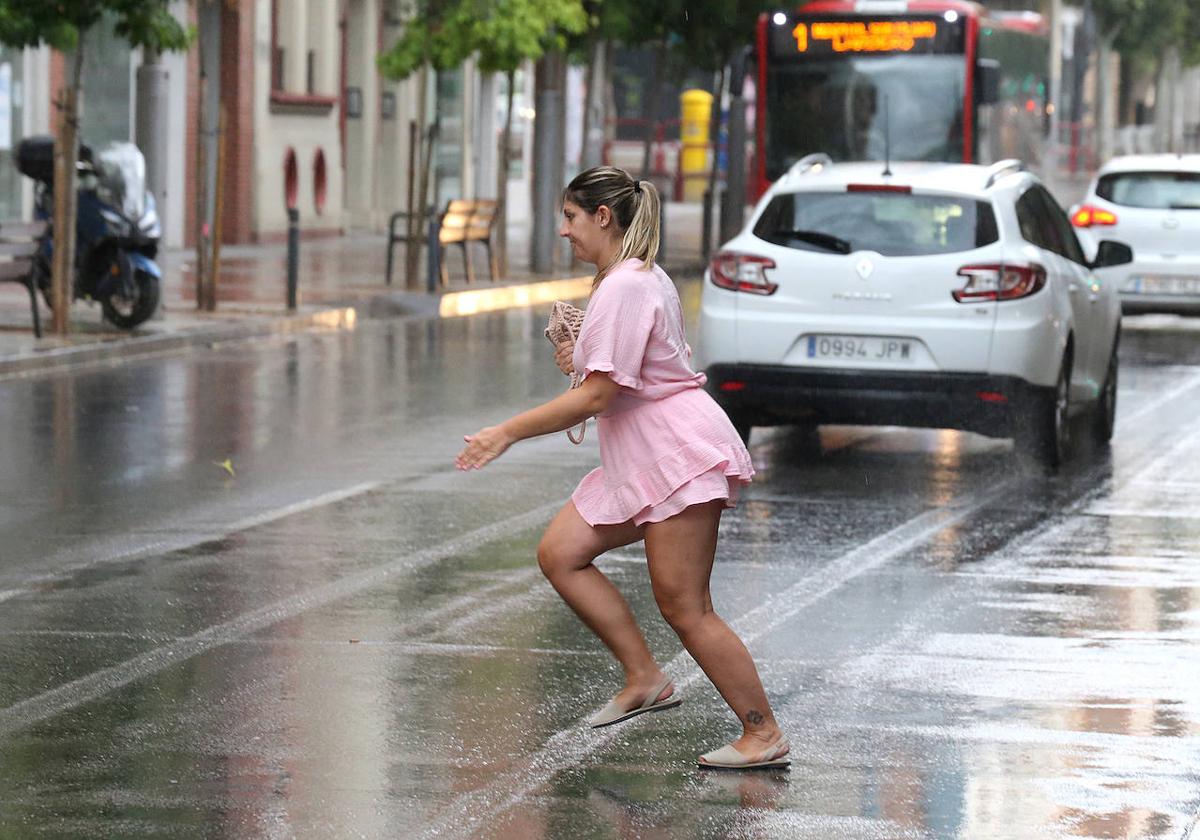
[
  {"x1": 697, "y1": 156, "x2": 1132, "y2": 465},
  {"x1": 1071, "y1": 154, "x2": 1200, "y2": 315}
]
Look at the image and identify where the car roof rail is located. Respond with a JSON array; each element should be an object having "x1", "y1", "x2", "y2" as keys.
[
  {"x1": 983, "y1": 158, "x2": 1026, "y2": 189},
  {"x1": 788, "y1": 153, "x2": 833, "y2": 178}
]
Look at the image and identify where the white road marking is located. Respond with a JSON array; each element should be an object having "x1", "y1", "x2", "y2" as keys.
[
  {"x1": 7, "y1": 481, "x2": 387, "y2": 590},
  {"x1": 0, "y1": 499, "x2": 562, "y2": 737}
]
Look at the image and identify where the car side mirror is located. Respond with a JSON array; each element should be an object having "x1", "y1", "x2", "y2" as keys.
[
  {"x1": 1091, "y1": 240, "x2": 1133, "y2": 269},
  {"x1": 976, "y1": 59, "x2": 1001, "y2": 105}
]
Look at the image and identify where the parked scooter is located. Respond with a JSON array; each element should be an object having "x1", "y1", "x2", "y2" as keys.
[{"x1": 14, "y1": 136, "x2": 162, "y2": 329}]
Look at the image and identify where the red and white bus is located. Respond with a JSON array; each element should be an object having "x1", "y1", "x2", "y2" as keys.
[{"x1": 753, "y1": 1, "x2": 1052, "y2": 198}]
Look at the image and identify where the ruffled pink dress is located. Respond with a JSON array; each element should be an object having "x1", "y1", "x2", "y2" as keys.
[{"x1": 570, "y1": 258, "x2": 754, "y2": 527}]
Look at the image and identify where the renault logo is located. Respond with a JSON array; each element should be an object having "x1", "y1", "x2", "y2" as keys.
[{"x1": 855, "y1": 257, "x2": 874, "y2": 279}]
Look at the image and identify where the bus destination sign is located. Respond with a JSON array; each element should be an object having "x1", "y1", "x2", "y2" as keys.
[{"x1": 770, "y1": 17, "x2": 963, "y2": 57}]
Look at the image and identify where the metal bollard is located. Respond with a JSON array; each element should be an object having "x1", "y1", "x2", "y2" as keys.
[
  {"x1": 286, "y1": 207, "x2": 299, "y2": 311},
  {"x1": 426, "y1": 209, "x2": 440, "y2": 293}
]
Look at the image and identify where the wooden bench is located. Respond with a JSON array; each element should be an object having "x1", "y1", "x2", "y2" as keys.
[
  {"x1": 0, "y1": 221, "x2": 48, "y2": 337},
  {"x1": 386, "y1": 199, "x2": 500, "y2": 287}
]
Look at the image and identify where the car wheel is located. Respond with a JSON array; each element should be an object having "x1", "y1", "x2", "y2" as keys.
[
  {"x1": 1091, "y1": 341, "x2": 1118, "y2": 445},
  {"x1": 1023, "y1": 355, "x2": 1071, "y2": 467}
]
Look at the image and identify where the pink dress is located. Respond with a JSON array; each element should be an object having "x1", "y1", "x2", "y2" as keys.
[{"x1": 570, "y1": 258, "x2": 754, "y2": 527}]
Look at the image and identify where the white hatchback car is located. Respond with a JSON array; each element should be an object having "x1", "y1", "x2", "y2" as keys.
[
  {"x1": 1072, "y1": 154, "x2": 1200, "y2": 314},
  {"x1": 697, "y1": 156, "x2": 1132, "y2": 465}
]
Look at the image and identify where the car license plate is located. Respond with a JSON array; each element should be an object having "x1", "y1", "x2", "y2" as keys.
[
  {"x1": 1128, "y1": 275, "x2": 1200, "y2": 294},
  {"x1": 806, "y1": 335, "x2": 912, "y2": 362}
]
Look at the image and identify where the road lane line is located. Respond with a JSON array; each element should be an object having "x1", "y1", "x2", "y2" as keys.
[
  {"x1": 0, "y1": 498, "x2": 563, "y2": 738},
  {"x1": 414, "y1": 480, "x2": 1018, "y2": 839},
  {"x1": 399, "y1": 568, "x2": 543, "y2": 641},
  {"x1": 1121, "y1": 368, "x2": 1200, "y2": 425},
  {"x1": 6, "y1": 481, "x2": 387, "y2": 589}
]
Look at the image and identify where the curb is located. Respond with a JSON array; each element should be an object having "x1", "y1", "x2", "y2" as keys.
[
  {"x1": 0, "y1": 262, "x2": 705, "y2": 379},
  {"x1": 0, "y1": 306, "x2": 357, "y2": 379}
]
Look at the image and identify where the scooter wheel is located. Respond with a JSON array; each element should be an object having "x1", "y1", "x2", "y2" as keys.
[{"x1": 102, "y1": 269, "x2": 160, "y2": 329}]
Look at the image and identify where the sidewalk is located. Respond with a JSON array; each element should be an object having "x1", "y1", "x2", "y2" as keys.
[{"x1": 0, "y1": 202, "x2": 709, "y2": 378}]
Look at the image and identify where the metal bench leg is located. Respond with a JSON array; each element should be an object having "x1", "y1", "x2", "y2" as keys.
[
  {"x1": 385, "y1": 214, "x2": 400, "y2": 286},
  {"x1": 24, "y1": 277, "x2": 41, "y2": 338},
  {"x1": 439, "y1": 245, "x2": 450, "y2": 287},
  {"x1": 461, "y1": 242, "x2": 474, "y2": 284},
  {"x1": 483, "y1": 239, "x2": 498, "y2": 283}
]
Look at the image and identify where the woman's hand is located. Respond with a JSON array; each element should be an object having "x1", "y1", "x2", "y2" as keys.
[
  {"x1": 554, "y1": 340, "x2": 575, "y2": 376},
  {"x1": 456, "y1": 425, "x2": 514, "y2": 471}
]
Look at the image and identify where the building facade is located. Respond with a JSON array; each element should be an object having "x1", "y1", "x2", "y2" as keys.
[{"x1": 23, "y1": 0, "x2": 533, "y2": 250}]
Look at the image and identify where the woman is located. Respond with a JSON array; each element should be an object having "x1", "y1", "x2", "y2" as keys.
[{"x1": 456, "y1": 166, "x2": 788, "y2": 769}]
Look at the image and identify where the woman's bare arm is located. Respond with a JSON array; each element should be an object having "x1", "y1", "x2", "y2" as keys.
[{"x1": 455, "y1": 372, "x2": 619, "y2": 470}]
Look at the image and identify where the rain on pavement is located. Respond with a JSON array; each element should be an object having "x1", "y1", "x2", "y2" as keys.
[{"x1": 1, "y1": 277, "x2": 1199, "y2": 839}]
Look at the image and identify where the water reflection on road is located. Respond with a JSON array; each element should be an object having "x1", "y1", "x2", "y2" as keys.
[{"x1": 0, "y1": 300, "x2": 1198, "y2": 838}]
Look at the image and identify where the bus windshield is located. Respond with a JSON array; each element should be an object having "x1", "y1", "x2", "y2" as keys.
[{"x1": 765, "y1": 54, "x2": 964, "y2": 180}]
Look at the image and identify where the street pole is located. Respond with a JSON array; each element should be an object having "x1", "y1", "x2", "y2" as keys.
[
  {"x1": 135, "y1": 47, "x2": 169, "y2": 253},
  {"x1": 532, "y1": 52, "x2": 565, "y2": 274},
  {"x1": 1046, "y1": 0, "x2": 1062, "y2": 178},
  {"x1": 720, "y1": 47, "x2": 750, "y2": 248},
  {"x1": 207, "y1": 104, "x2": 227, "y2": 312}
]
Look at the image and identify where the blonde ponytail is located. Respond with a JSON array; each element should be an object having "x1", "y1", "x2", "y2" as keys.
[{"x1": 612, "y1": 180, "x2": 660, "y2": 271}]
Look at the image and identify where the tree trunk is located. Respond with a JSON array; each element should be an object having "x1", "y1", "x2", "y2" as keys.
[
  {"x1": 194, "y1": 71, "x2": 208, "y2": 309},
  {"x1": 706, "y1": 65, "x2": 726, "y2": 200},
  {"x1": 51, "y1": 41, "x2": 86, "y2": 336},
  {"x1": 207, "y1": 103, "x2": 228, "y2": 312},
  {"x1": 1155, "y1": 46, "x2": 1183, "y2": 153},
  {"x1": 405, "y1": 63, "x2": 430, "y2": 290},
  {"x1": 416, "y1": 70, "x2": 439, "y2": 288},
  {"x1": 1097, "y1": 34, "x2": 1117, "y2": 164},
  {"x1": 495, "y1": 68, "x2": 515, "y2": 276},
  {"x1": 580, "y1": 39, "x2": 605, "y2": 168},
  {"x1": 532, "y1": 52, "x2": 565, "y2": 273},
  {"x1": 639, "y1": 37, "x2": 668, "y2": 180}
]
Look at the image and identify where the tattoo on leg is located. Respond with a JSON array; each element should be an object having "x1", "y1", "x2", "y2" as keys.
[{"x1": 745, "y1": 710, "x2": 765, "y2": 725}]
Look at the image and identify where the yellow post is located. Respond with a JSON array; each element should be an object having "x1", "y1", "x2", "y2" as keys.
[{"x1": 679, "y1": 89, "x2": 713, "y2": 202}]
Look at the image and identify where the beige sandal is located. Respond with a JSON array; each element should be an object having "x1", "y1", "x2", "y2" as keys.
[
  {"x1": 698, "y1": 736, "x2": 791, "y2": 769},
  {"x1": 588, "y1": 676, "x2": 681, "y2": 728}
]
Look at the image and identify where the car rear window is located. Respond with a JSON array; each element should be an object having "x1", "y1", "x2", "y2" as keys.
[
  {"x1": 1096, "y1": 171, "x2": 1200, "y2": 209},
  {"x1": 752, "y1": 191, "x2": 999, "y2": 257}
]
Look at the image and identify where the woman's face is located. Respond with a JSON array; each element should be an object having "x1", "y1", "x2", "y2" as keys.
[{"x1": 559, "y1": 199, "x2": 617, "y2": 266}]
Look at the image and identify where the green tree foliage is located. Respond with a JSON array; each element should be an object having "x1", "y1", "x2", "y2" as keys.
[
  {"x1": 0, "y1": 0, "x2": 191, "y2": 53},
  {"x1": 1091, "y1": 0, "x2": 1200, "y2": 64},
  {"x1": 674, "y1": 0, "x2": 774, "y2": 72},
  {"x1": 378, "y1": 0, "x2": 587, "y2": 80}
]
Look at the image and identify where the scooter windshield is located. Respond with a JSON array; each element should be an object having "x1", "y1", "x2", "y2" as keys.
[{"x1": 94, "y1": 142, "x2": 147, "y2": 221}]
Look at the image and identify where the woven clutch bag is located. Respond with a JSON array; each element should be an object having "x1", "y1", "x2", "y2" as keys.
[{"x1": 545, "y1": 300, "x2": 588, "y2": 444}]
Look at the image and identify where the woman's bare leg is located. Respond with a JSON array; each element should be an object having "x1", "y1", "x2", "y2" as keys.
[
  {"x1": 538, "y1": 501, "x2": 674, "y2": 708},
  {"x1": 644, "y1": 500, "x2": 785, "y2": 755}
]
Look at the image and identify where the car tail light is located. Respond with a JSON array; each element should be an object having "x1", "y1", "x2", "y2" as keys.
[
  {"x1": 953, "y1": 263, "x2": 1046, "y2": 303},
  {"x1": 1071, "y1": 204, "x2": 1118, "y2": 227},
  {"x1": 709, "y1": 252, "x2": 778, "y2": 295}
]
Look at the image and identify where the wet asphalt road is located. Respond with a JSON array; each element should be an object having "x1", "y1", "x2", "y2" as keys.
[{"x1": 1, "y1": 278, "x2": 1199, "y2": 839}]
